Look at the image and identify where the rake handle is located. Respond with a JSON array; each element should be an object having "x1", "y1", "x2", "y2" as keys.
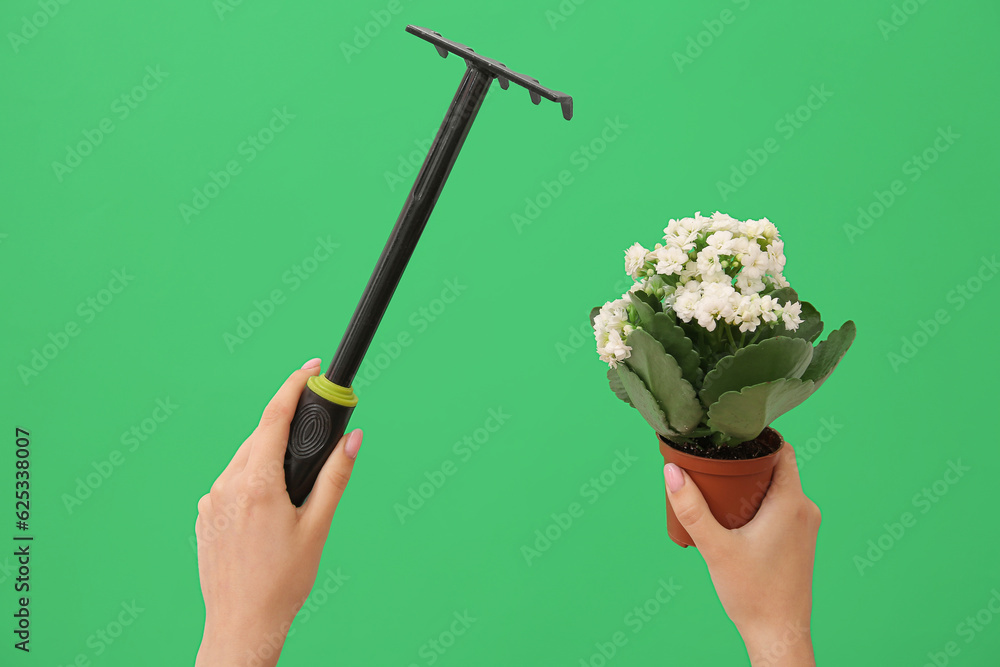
[{"x1": 326, "y1": 65, "x2": 492, "y2": 387}]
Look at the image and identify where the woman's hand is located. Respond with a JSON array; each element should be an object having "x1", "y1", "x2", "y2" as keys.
[
  {"x1": 664, "y1": 442, "x2": 820, "y2": 667},
  {"x1": 195, "y1": 358, "x2": 363, "y2": 667}
]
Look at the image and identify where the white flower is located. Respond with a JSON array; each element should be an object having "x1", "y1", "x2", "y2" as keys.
[
  {"x1": 696, "y1": 246, "x2": 725, "y2": 277},
  {"x1": 758, "y1": 295, "x2": 779, "y2": 323},
  {"x1": 701, "y1": 269, "x2": 732, "y2": 284},
  {"x1": 653, "y1": 245, "x2": 687, "y2": 276},
  {"x1": 694, "y1": 282, "x2": 736, "y2": 331},
  {"x1": 733, "y1": 294, "x2": 763, "y2": 333},
  {"x1": 680, "y1": 279, "x2": 702, "y2": 293},
  {"x1": 695, "y1": 310, "x2": 718, "y2": 331},
  {"x1": 599, "y1": 329, "x2": 632, "y2": 367},
  {"x1": 728, "y1": 235, "x2": 750, "y2": 256},
  {"x1": 628, "y1": 278, "x2": 650, "y2": 294},
  {"x1": 703, "y1": 280, "x2": 736, "y2": 302},
  {"x1": 663, "y1": 215, "x2": 705, "y2": 251},
  {"x1": 759, "y1": 218, "x2": 779, "y2": 244},
  {"x1": 735, "y1": 271, "x2": 766, "y2": 295},
  {"x1": 705, "y1": 230, "x2": 735, "y2": 254},
  {"x1": 605, "y1": 298, "x2": 629, "y2": 325},
  {"x1": 739, "y1": 244, "x2": 770, "y2": 280},
  {"x1": 661, "y1": 283, "x2": 678, "y2": 307},
  {"x1": 673, "y1": 288, "x2": 701, "y2": 322},
  {"x1": 709, "y1": 211, "x2": 740, "y2": 233},
  {"x1": 743, "y1": 218, "x2": 767, "y2": 240},
  {"x1": 780, "y1": 301, "x2": 803, "y2": 330},
  {"x1": 624, "y1": 243, "x2": 650, "y2": 279},
  {"x1": 604, "y1": 213, "x2": 798, "y2": 341},
  {"x1": 677, "y1": 263, "x2": 700, "y2": 284},
  {"x1": 594, "y1": 295, "x2": 639, "y2": 367},
  {"x1": 766, "y1": 239, "x2": 786, "y2": 273}
]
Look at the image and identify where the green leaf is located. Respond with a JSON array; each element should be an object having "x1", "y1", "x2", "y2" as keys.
[
  {"x1": 700, "y1": 337, "x2": 815, "y2": 407},
  {"x1": 607, "y1": 367, "x2": 633, "y2": 406},
  {"x1": 767, "y1": 286, "x2": 799, "y2": 303},
  {"x1": 616, "y1": 364, "x2": 676, "y2": 436},
  {"x1": 630, "y1": 290, "x2": 662, "y2": 316},
  {"x1": 589, "y1": 306, "x2": 601, "y2": 328},
  {"x1": 623, "y1": 330, "x2": 703, "y2": 433},
  {"x1": 801, "y1": 320, "x2": 856, "y2": 391},
  {"x1": 628, "y1": 292, "x2": 656, "y2": 327},
  {"x1": 707, "y1": 378, "x2": 817, "y2": 442},
  {"x1": 642, "y1": 312, "x2": 703, "y2": 386}
]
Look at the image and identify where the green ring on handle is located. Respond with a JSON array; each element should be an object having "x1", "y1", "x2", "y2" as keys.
[{"x1": 307, "y1": 375, "x2": 358, "y2": 407}]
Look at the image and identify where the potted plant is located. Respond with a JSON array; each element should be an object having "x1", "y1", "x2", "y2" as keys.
[{"x1": 591, "y1": 212, "x2": 855, "y2": 547}]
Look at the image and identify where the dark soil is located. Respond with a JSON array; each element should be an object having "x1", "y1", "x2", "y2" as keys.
[{"x1": 663, "y1": 427, "x2": 782, "y2": 460}]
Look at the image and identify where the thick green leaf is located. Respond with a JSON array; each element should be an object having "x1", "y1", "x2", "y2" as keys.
[
  {"x1": 630, "y1": 290, "x2": 662, "y2": 316},
  {"x1": 589, "y1": 306, "x2": 601, "y2": 327},
  {"x1": 767, "y1": 286, "x2": 800, "y2": 303},
  {"x1": 607, "y1": 367, "x2": 633, "y2": 406},
  {"x1": 616, "y1": 364, "x2": 675, "y2": 436},
  {"x1": 707, "y1": 378, "x2": 817, "y2": 442},
  {"x1": 700, "y1": 337, "x2": 814, "y2": 407},
  {"x1": 623, "y1": 330, "x2": 703, "y2": 433},
  {"x1": 642, "y1": 312, "x2": 703, "y2": 386},
  {"x1": 801, "y1": 320, "x2": 856, "y2": 391},
  {"x1": 628, "y1": 292, "x2": 656, "y2": 327}
]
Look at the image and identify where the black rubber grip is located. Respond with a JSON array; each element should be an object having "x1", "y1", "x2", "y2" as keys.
[{"x1": 283, "y1": 384, "x2": 354, "y2": 506}]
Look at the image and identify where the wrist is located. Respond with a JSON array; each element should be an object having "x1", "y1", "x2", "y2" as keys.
[
  {"x1": 197, "y1": 615, "x2": 292, "y2": 667},
  {"x1": 739, "y1": 618, "x2": 814, "y2": 667}
]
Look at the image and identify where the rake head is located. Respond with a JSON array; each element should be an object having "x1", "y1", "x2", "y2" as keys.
[{"x1": 406, "y1": 25, "x2": 574, "y2": 121}]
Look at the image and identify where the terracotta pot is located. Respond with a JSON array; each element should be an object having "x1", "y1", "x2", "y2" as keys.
[{"x1": 658, "y1": 428, "x2": 784, "y2": 548}]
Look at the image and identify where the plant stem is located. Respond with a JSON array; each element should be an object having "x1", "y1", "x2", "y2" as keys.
[{"x1": 725, "y1": 325, "x2": 738, "y2": 352}]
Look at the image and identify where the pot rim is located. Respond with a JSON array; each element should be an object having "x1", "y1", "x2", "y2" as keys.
[{"x1": 658, "y1": 427, "x2": 785, "y2": 476}]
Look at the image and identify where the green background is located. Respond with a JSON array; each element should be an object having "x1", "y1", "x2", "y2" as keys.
[{"x1": 3, "y1": 0, "x2": 999, "y2": 664}]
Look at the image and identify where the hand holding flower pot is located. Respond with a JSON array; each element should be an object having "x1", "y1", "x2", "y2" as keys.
[
  {"x1": 664, "y1": 444, "x2": 821, "y2": 664},
  {"x1": 591, "y1": 212, "x2": 855, "y2": 547}
]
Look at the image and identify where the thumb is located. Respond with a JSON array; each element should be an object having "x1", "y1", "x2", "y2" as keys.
[{"x1": 664, "y1": 463, "x2": 726, "y2": 549}]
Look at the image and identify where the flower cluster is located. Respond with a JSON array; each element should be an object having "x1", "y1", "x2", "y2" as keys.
[{"x1": 594, "y1": 212, "x2": 803, "y2": 367}]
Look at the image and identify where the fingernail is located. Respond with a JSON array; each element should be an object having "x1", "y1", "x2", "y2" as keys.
[
  {"x1": 301, "y1": 357, "x2": 322, "y2": 370},
  {"x1": 344, "y1": 429, "x2": 363, "y2": 460},
  {"x1": 665, "y1": 464, "x2": 685, "y2": 494}
]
